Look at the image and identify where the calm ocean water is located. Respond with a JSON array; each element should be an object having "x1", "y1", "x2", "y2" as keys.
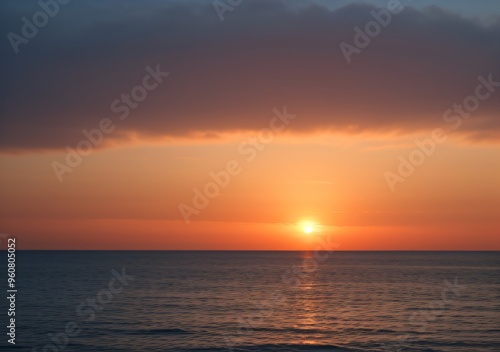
[{"x1": 3, "y1": 251, "x2": 499, "y2": 351}]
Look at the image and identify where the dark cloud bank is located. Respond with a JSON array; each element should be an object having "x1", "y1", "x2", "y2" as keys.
[{"x1": 0, "y1": 0, "x2": 499, "y2": 151}]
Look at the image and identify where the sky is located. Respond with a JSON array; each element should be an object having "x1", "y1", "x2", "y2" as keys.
[{"x1": 0, "y1": 0, "x2": 499, "y2": 250}]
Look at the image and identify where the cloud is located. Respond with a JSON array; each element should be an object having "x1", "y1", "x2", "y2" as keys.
[{"x1": 0, "y1": 0, "x2": 499, "y2": 151}]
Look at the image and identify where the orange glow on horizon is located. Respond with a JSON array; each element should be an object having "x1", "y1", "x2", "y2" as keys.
[{"x1": 0, "y1": 133, "x2": 498, "y2": 250}]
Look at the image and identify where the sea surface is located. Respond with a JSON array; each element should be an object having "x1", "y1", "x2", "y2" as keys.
[{"x1": 2, "y1": 251, "x2": 499, "y2": 351}]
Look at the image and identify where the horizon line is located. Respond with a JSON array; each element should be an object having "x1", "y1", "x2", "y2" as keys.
[{"x1": 9, "y1": 249, "x2": 500, "y2": 252}]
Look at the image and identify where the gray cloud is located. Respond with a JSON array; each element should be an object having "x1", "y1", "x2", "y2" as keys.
[{"x1": 1, "y1": 0, "x2": 499, "y2": 151}]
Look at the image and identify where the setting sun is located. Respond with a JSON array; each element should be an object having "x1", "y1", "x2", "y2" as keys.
[
  {"x1": 301, "y1": 221, "x2": 316, "y2": 234},
  {"x1": 1, "y1": 1, "x2": 499, "y2": 351}
]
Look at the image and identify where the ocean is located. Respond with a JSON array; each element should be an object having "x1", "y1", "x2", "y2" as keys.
[{"x1": 5, "y1": 251, "x2": 499, "y2": 351}]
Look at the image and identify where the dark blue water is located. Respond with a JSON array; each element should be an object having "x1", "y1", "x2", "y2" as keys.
[{"x1": 2, "y1": 251, "x2": 499, "y2": 351}]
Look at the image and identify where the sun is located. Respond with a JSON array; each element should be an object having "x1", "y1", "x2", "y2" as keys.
[{"x1": 301, "y1": 221, "x2": 316, "y2": 234}]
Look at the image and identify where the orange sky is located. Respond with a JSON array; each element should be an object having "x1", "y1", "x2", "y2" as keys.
[
  {"x1": 1, "y1": 1, "x2": 499, "y2": 249},
  {"x1": 1, "y1": 132, "x2": 498, "y2": 249}
]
